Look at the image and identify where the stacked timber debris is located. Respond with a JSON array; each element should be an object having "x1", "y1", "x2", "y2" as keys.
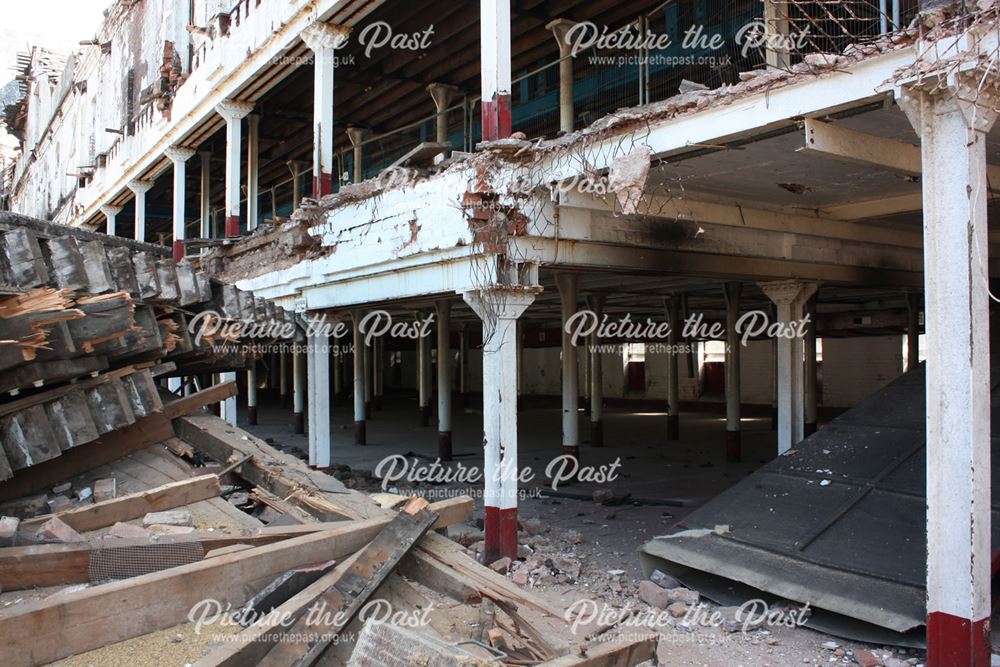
[
  {"x1": 0, "y1": 213, "x2": 296, "y2": 482},
  {"x1": 0, "y1": 400, "x2": 656, "y2": 666}
]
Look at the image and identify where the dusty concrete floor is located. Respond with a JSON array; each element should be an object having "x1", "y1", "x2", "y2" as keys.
[{"x1": 238, "y1": 390, "x2": 932, "y2": 667}]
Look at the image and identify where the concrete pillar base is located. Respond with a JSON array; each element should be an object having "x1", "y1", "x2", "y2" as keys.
[
  {"x1": 725, "y1": 430, "x2": 742, "y2": 463},
  {"x1": 926, "y1": 612, "x2": 990, "y2": 667},
  {"x1": 438, "y1": 431, "x2": 453, "y2": 461},
  {"x1": 247, "y1": 406, "x2": 258, "y2": 426},
  {"x1": 666, "y1": 414, "x2": 680, "y2": 441},
  {"x1": 484, "y1": 506, "x2": 517, "y2": 564},
  {"x1": 420, "y1": 404, "x2": 431, "y2": 427},
  {"x1": 354, "y1": 420, "x2": 367, "y2": 446},
  {"x1": 590, "y1": 420, "x2": 603, "y2": 447},
  {"x1": 292, "y1": 412, "x2": 304, "y2": 434},
  {"x1": 804, "y1": 422, "x2": 817, "y2": 437}
]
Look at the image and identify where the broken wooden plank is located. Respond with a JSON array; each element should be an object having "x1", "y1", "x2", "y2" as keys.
[
  {"x1": 174, "y1": 413, "x2": 381, "y2": 521},
  {"x1": 155, "y1": 259, "x2": 180, "y2": 302},
  {"x1": 0, "y1": 498, "x2": 469, "y2": 590},
  {"x1": 535, "y1": 635, "x2": 658, "y2": 667},
  {"x1": 20, "y1": 474, "x2": 222, "y2": 533},
  {"x1": 257, "y1": 498, "x2": 439, "y2": 667},
  {"x1": 121, "y1": 369, "x2": 162, "y2": 418},
  {"x1": 162, "y1": 381, "x2": 237, "y2": 419},
  {"x1": 0, "y1": 515, "x2": 429, "y2": 666},
  {"x1": 195, "y1": 552, "x2": 365, "y2": 667}
]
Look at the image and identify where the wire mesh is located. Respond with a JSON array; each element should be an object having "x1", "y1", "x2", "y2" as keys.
[{"x1": 88, "y1": 539, "x2": 206, "y2": 583}]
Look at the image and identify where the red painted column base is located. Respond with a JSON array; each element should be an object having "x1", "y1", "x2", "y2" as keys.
[
  {"x1": 313, "y1": 172, "x2": 334, "y2": 198},
  {"x1": 484, "y1": 506, "x2": 517, "y2": 564},
  {"x1": 926, "y1": 611, "x2": 990, "y2": 667},
  {"x1": 481, "y1": 95, "x2": 512, "y2": 142},
  {"x1": 225, "y1": 215, "x2": 240, "y2": 238},
  {"x1": 172, "y1": 240, "x2": 185, "y2": 262}
]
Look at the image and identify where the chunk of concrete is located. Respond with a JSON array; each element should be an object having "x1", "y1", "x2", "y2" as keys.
[
  {"x1": 93, "y1": 478, "x2": 116, "y2": 503},
  {"x1": 142, "y1": 510, "x2": 193, "y2": 527},
  {"x1": 107, "y1": 522, "x2": 150, "y2": 539},
  {"x1": 0, "y1": 516, "x2": 20, "y2": 546}
]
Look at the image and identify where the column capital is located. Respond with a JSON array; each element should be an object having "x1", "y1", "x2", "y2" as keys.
[
  {"x1": 463, "y1": 288, "x2": 538, "y2": 323},
  {"x1": 546, "y1": 18, "x2": 577, "y2": 55},
  {"x1": 100, "y1": 204, "x2": 123, "y2": 217},
  {"x1": 759, "y1": 280, "x2": 818, "y2": 307},
  {"x1": 286, "y1": 159, "x2": 307, "y2": 174},
  {"x1": 301, "y1": 21, "x2": 351, "y2": 53},
  {"x1": 165, "y1": 146, "x2": 196, "y2": 164},
  {"x1": 215, "y1": 99, "x2": 255, "y2": 122},
  {"x1": 895, "y1": 69, "x2": 1000, "y2": 135},
  {"x1": 427, "y1": 83, "x2": 460, "y2": 112},
  {"x1": 127, "y1": 179, "x2": 154, "y2": 195},
  {"x1": 346, "y1": 126, "x2": 370, "y2": 147}
]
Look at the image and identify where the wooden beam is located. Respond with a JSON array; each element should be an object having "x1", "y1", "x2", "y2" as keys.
[
  {"x1": 0, "y1": 413, "x2": 174, "y2": 503},
  {"x1": 0, "y1": 500, "x2": 472, "y2": 666},
  {"x1": 20, "y1": 474, "x2": 222, "y2": 533},
  {"x1": 162, "y1": 381, "x2": 238, "y2": 419},
  {"x1": 0, "y1": 498, "x2": 471, "y2": 590},
  {"x1": 536, "y1": 635, "x2": 659, "y2": 666}
]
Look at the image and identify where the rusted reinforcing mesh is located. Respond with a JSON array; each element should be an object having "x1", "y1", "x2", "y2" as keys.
[{"x1": 88, "y1": 540, "x2": 206, "y2": 583}]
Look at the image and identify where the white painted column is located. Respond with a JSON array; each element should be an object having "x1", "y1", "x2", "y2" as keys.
[
  {"x1": 664, "y1": 295, "x2": 681, "y2": 440},
  {"x1": 199, "y1": 151, "x2": 211, "y2": 239},
  {"x1": 458, "y1": 323, "x2": 468, "y2": 409},
  {"x1": 333, "y1": 339, "x2": 343, "y2": 404},
  {"x1": 215, "y1": 99, "x2": 254, "y2": 237},
  {"x1": 127, "y1": 180, "x2": 154, "y2": 243},
  {"x1": 760, "y1": 281, "x2": 817, "y2": 454},
  {"x1": 246, "y1": 360, "x2": 258, "y2": 426},
  {"x1": 587, "y1": 295, "x2": 605, "y2": 446},
  {"x1": 292, "y1": 343, "x2": 305, "y2": 434},
  {"x1": 364, "y1": 333, "x2": 373, "y2": 418},
  {"x1": 464, "y1": 289, "x2": 535, "y2": 563},
  {"x1": 165, "y1": 147, "x2": 195, "y2": 262},
  {"x1": 723, "y1": 283, "x2": 743, "y2": 461},
  {"x1": 437, "y1": 300, "x2": 453, "y2": 460},
  {"x1": 418, "y1": 312, "x2": 432, "y2": 426},
  {"x1": 373, "y1": 336, "x2": 383, "y2": 410},
  {"x1": 352, "y1": 312, "x2": 367, "y2": 445},
  {"x1": 906, "y1": 291, "x2": 921, "y2": 372},
  {"x1": 246, "y1": 114, "x2": 260, "y2": 231},
  {"x1": 307, "y1": 332, "x2": 331, "y2": 467},
  {"x1": 101, "y1": 204, "x2": 122, "y2": 237},
  {"x1": 803, "y1": 294, "x2": 818, "y2": 437},
  {"x1": 556, "y1": 273, "x2": 580, "y2": 462},
  {"x1": 480, "y1": 0, "x2": 512, "y2": 140},
  {"x1": 764, "y1": 0, "x2": 791, "y2": 69},
  {"x1": 220, "y1": 371, "x2": 238, "y2": 427},
  {"x1": 546, "y1": 19, "x2": 575, "y2": 134},
  {"x1": 301, "y1": 23, "x2": 348, "y2": 197},
  {"x1": 899, "y1": 77, "x2": 996, "y2": 666}
]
